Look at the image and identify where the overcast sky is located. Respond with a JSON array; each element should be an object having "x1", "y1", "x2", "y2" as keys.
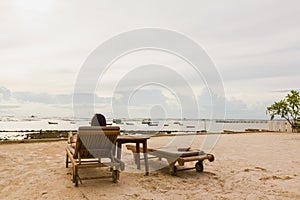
[{"x1": 0, "y1": 0, "x2": 299, "y2": 119}]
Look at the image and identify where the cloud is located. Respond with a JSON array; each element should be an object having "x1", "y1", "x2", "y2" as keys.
[
  {"x1": 1, "y1": 86, "x2": 74, "y2": 105},
  {"x1": 0, "y1": 84, "x2": 272, "y2": 119},
  {"x1": 0, "y1": 86, "x2": 74, "y2": 117},
  {"x1": 0, "y1": 87, "x2": 11, "y2": 100},
  {"x1": 0, "y1": 104, "x2": 20, "y2": 110},
  {"x1": 272, "y1": 89, "x2": 300, "y2": 93},
  {"x1": 12, "y1": 92, "x2": 72, "y2": 104}
]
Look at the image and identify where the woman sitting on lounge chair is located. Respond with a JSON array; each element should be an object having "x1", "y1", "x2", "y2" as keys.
[{"x1": 91, "y1": 113, "x2": 106, "y2": 126}]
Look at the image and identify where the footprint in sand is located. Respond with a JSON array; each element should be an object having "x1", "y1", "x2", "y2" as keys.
[
  {"x1": 259, "y1": 175, "x2": 293, "y2": 181},
  {"x1": 244, "y1": 167, "x2": 267, "y2": 172}
]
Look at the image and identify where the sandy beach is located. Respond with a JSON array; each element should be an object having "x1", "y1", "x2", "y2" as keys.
[{"x1": 0, "y1": 133, "x2": 299, "y2": 200}]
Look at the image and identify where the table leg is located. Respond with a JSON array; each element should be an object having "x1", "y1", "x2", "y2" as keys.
[
  {"x1": 117, "y1": 141, "x2": 122, "y2": 160},
  {"x1": 136, "y1": 142, "x2": 140, "y2": 169},
  {"x1": 143, "y1": 141, "x2": 149, "y2": 175}
]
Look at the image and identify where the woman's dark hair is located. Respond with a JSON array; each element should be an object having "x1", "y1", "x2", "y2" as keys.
[{"x1": 91, "y1": 113, "x2": 106, "y2": 126}]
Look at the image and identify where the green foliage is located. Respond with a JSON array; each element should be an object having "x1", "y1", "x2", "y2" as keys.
[{"x1": 266, "y1": 90, "x2": 300, "y2": 126}]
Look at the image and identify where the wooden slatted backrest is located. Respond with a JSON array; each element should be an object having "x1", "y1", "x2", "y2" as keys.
[{"x1": 74, "y1": 126, "x2": 120, "y2": 159}]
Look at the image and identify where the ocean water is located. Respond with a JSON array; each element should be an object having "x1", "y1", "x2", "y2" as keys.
[{"x1": 0, "y1": 116, "x2": 269, "y2": 140}]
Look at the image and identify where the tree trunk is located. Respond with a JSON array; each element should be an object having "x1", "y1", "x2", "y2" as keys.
[{"x1": 291, "y1": 123, "x2": 300, "y2": 133}]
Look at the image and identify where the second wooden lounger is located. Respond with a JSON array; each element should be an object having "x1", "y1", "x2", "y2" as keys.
[{"x1": 126, "y1": 145, "x2": 214, "y2": 175}]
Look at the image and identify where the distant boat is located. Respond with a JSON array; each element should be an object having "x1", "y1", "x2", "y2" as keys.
[
  {"x1": 2, "y1": 117, "x2": 18, "y2": 122},
  {"x1": 48, "y1": 121, "x2": 58, "y2": 125},
  {"x1": 148, "y1": 122, "x2": 159, "y2": 126},
  {"x1": 142, "y1": 118, "x2": 151, "y2": 125},
  {"x1": 126, "y1": 122, "x2": 134, "y2": 125},
  {"x1": 186, "y1": 125, "x2": 195, "y2": 128},
  {"x1": 174, "y1": 121, "x2": 183, "y2": 126},
  {"x1": 113, "y1": 119, "x2": 122, "y2": 124}
]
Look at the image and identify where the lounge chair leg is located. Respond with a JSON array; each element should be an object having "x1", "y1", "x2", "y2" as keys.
[
  {"x1": 75, "y1": 175, "x2": 79, "y2": 187},
  {"x1": 74, "y1": 175, "x2": 82, "y2": 187},
  {"x1": 167, "y1": 160, "x2": 177, "y2": 176},
  {"x1": 120, "y1": 161, "x2": 125, "y2": 171},
  {"x1": 112, "y1": 170, "x2": 119, "y2": 183},
  {"x1": 73, "y1": 165, "x2": 78, "y2": 183},
  {"x1": 65, "y1": 154, "x2": 69, "y2": 168},
  {"x1": 169, "y1": 164, "x2": 177, "y2": 176},
  {"x1": 73, "y1": 165, "x2": 82, "y2": 186},
  {"x1": 114, "y1": 158, "x2": 125, "y2": 171},
  {"x1": 72, "y1": 172, "x2": 75, "y2": 183}
]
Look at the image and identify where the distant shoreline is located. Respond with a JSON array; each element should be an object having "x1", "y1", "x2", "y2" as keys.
[{"x1": 0, "y1": 129, "x2": 285, "y2": 144}]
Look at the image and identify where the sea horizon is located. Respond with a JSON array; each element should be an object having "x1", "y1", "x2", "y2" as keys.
[{"x1": 0, "y1": 115, "x2": 271, "y2": 140}]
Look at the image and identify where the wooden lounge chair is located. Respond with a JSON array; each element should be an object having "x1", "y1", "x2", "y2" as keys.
[
  {"x1": 126, "y1": 145, "x2": 214, "y2": 175},
  {"x1": 66, "y1": 126, "x2": 124, "y2": 186}
]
